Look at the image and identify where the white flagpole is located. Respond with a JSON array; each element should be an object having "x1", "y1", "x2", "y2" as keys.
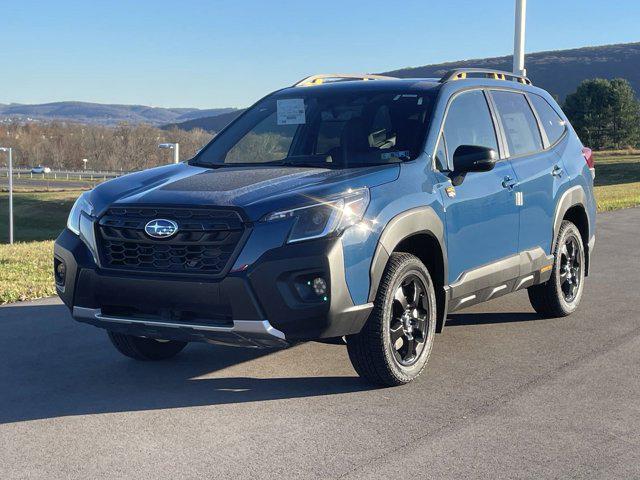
[{"x1": 513, "y1": 0, "x2": 527, "y2": 76}]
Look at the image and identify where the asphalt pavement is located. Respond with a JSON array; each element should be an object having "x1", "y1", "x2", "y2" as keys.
[{"x1": 1, "y1": 208, "x2": 639, "y2": 479}]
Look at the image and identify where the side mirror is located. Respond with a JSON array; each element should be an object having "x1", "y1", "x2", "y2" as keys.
[
  {"x1": 453, "y1": 145, "x2": 497, "y2": 173},
  {"x1": 450, "y1": 145, "x2": 497, "y2": 185}
]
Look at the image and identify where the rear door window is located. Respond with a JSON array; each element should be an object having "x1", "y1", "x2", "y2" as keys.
[
  {"x1": 529, "y1": 94, "x2": 567, "y2": 145},
  {"x1": 443, "y1": 90, "x2": 499, "y2": 168},
  {"x1": 491, "y1": 90, "x2": 543, "y2": 157}
]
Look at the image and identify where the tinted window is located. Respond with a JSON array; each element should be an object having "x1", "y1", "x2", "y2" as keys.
[
  {"x1": 443, "y1": 90, "x2": 498, "y2": 168},
  {"x1": 492, "y1": 91, "x2": 543, "y2": 157},
  {"x1": 195, "y1": 91, "x2": 434, "y2": 168},
  {"x1": 226, "y1": 111, "x2": 297, "y2": 163},
  {"x1": 529, "y1": 94, "x2": 566, "y2": 145}
]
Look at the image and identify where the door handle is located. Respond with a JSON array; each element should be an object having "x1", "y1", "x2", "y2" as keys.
[
  {"x1": 551, "y1": 165, "x2": 563, "y2": 177},
  {"x1": 502, "y1": 176, "x2": 518, "y2": 189}
]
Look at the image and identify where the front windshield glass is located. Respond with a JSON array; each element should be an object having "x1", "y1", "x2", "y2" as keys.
[{"x1": 193, "y1": 90, "x2": 435, "y2": 168}]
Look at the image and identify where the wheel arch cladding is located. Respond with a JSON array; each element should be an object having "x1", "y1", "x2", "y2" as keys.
[
  {"x1": 553, "y1": 185, "x2": 591, "y2": 276},
  {"x1": 368, "y1": 207, "x2": 449, "y2": 333}
]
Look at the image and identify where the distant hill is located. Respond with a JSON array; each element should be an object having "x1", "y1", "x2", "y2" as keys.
[
  {"x1": 163, "y1": 109, "x2": 245, "y2": 132},
  {"x1": 382, "y1": 42, "x2": 640, "y2": 101},
  {"x1": 0, "y1": 101, "x2": 236, "y2": 126}
]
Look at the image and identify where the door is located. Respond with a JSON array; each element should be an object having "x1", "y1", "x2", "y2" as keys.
[
  {"x1": 490, "y1": 90, "x2": 562, "y2": 255},
  {"x1": 437, "y1": 89, "x2": 520, "y2": 285}
]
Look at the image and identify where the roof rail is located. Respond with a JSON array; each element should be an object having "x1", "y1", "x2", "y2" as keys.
[
  {"x1": 294, "y1": 73, "x2": 397, "y2": 87},
  {"x1": 439, "y1": 68, "x2": 532, "y2": 85}
]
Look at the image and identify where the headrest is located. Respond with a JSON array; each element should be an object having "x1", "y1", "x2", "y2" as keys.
[{"x1": 341, "y1": 117, "x2": 370, "y2": 152}]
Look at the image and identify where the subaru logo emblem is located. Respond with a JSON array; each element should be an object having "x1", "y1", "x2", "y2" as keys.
[{"x1": 144, "y1": 219, "x2": 178, "y2": 239}]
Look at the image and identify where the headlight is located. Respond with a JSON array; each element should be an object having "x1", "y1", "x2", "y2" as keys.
[
  {"x1": 263, "y1": 188, "x2": 370, "y2": 243},
  {"x1": 67, "y1": 191, "x2": 94, "y2": 235}
]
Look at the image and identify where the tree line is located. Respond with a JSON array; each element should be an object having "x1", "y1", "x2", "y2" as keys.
[
  {"x1": 563, "y1": 78, "x2": 640, "y2": 150},
  {"x1": 0, "y1": 122, "x2": 212, "y2": 171}
]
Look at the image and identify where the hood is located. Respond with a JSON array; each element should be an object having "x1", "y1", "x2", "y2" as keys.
[{"x1": 89, "y1": 162, "x2": 399, "y2": 221}]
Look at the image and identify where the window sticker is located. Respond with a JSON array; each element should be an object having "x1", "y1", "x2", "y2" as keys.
[
  {"x1": 381, "y1": 150, "x2": 410, "y2": 160},
  {"x1": 277, "y1": 98, "x2": 306, "y2": 125}
]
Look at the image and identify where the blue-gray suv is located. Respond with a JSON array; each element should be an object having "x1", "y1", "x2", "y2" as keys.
[{"x1": 54, "y1": 70, "x2": 596, "y2": 386}]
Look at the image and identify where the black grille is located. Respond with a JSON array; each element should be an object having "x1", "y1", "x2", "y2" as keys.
[{"x1": 97, "y1": 206, "x2": 246, "y2": 276}]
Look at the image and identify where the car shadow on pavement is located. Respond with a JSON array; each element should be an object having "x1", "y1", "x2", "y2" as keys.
[
  {"x1": 447, "y1": 312, "x2": 543, "y2": 326},
  {"x1": 0, "y1": 303, "x2": 373, "y2": 425}
]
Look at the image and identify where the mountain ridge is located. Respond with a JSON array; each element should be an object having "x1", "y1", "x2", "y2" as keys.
[
  {"x1": 0, "y1": 101, "x2": 237, "y2": 126},
  {"x1": 381, "y1": 42, "x2": 640, "y2": 101}
]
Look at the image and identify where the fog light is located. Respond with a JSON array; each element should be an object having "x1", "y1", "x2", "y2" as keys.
[
  {"x1": 54, "y1": 258, "x2": 66, "y2": 285},
  {"x1": 312, "y1": 277, "x2": 327, "y2": 296}
]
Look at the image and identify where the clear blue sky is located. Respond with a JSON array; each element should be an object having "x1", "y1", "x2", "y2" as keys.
[{"x1": 1, "y1": 0, "x2": 638, "y2": 109}]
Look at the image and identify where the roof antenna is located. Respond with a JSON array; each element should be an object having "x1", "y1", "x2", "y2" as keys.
[{"x1": 513, "y1": 0, "x2": 527, "y2": 77}]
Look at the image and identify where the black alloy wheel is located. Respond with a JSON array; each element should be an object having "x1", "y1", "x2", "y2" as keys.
[
  {"x1": 389, "y1": 275, "x2": 430, "y2": 367},
  {"x1": 559, "y1": 234, "x2": 582, "y2": 303},
  {"x1": 347, "y1": 253, "x2": 437, "y2": 387},
  {"x1": 528, "y1": 220, "x2": 586, "y2": 317}
]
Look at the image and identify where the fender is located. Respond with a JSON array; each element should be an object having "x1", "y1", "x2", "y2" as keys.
[
  {"x1": 368, "y1": 207, "x2": 449, "y2": 332},
  {"x1": 552, "y1": 184, "x2": 593, "y2": 275},
  {"x1": 552, "y1": 185, "x2": 588, "y2": 242}
]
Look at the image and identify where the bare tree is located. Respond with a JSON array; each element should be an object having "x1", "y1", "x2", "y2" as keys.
[{"x1": 0, "y1": 121, "x2": 213, "y2": 171}]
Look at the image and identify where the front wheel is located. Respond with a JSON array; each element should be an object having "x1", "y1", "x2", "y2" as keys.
[
  {"x1": 107, "y1": 331, "x2": 188, "y2": 360},
  {"x1": 528, "y1": 220, "x2": 586, "y2": 317},
  {"x1": 347, "y1": 253, "x2": 437, "y2": 387}
]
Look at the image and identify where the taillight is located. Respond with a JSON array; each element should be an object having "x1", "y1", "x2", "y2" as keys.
[
  {"x1": 582, "y1": 147, "x2": 595, "y2": 178},
  {"x1": 582, "y1": 147, "x2": 594, "y2": 169}
]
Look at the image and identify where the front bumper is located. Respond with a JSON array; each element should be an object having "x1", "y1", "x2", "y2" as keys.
[
  {"x1": 54, "y1": 228, "x2": 372, "y2": 348},
  {"x1": 73, "y1": 306, "x2": 287, "y2": 348}
]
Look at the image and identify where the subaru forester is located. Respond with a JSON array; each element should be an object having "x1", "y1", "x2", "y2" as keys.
[{"x1": 55, "y1": 70, "x2": 596, "y2": 386}]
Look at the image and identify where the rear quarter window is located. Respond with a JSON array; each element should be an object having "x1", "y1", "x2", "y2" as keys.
[{"x1": 529, "y1": 94, "x2": 567, "y2": 145}]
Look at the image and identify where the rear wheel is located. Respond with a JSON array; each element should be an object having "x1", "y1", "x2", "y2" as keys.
[
  {"x1": 107, "y1": 331, "x2": 188, "y2": 360},
  {"x1": 347, "y1": 253, "x2": 436, "y2": 387},
  {"x1": 528, "y1": 220, "x2": 585, "y2": 317}
]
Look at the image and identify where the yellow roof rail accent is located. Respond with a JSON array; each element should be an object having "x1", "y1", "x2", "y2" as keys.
[
  {"x1": 440, "y1": 68, "x2": 532, "y2": 85},
  {"x1": 294, "y1": 73, "x2": 397, "y2": 87}
]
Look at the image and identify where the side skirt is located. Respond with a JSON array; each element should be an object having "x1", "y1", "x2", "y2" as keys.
[{"x1": 445, "y1": 247, "x2": 554, "y2": 313}]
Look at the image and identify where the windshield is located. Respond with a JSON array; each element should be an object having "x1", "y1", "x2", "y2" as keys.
[{"x1": 193, "y1": 90, "x2": 435, "y2": 168}]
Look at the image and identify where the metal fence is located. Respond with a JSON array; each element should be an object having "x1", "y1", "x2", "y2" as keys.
[{"x1": 0, "y1": 168, "x2": 127, "y2": 182}]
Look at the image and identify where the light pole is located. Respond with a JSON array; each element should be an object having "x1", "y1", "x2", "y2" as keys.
[
  {"x1": 513, "y1": 0, "x2": 527, "y2": 76},
  {"x1": 0, "y1": 147, "x2": 14, "y2": 244},
  {"x1": 158, "y1": 143, "x2": 180, "y2": 164}
]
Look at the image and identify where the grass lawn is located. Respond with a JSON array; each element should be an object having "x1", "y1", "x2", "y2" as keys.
[
  {"x1": 594, "y1": 182, "x2": 640, "y2": 211},
  {"x1": 0, "y1": 190, "x2": 82, "y2": 243},
  {"x1": 0, "y1": 241, "x2": 56, "y2": 303},
  {"x1": 0, "y1": 154, "x2": 639, "y2": 304},
  {"x1": 0, "y1": 190, "x2": 82, "y2": 303},
  {"x1": 592, "y1": 151, "x2": 640, "y2": 211}
]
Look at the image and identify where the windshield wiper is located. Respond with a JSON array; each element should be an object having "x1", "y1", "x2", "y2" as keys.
[
  {"x1": 256, "y1": 155, "x2": 335, "y2": 168},
  {"x1": 280, "y1": 161, "x2": 334, "y2": 168}
]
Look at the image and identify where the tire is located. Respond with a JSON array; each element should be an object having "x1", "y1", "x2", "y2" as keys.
[
  {"x1": 107, "y1": 331, "x2": 188, "y2": 361},
  {"x1": 528, "y1": 220, "x2": 586, "y2": 317},
  {"x1": 347, "y1": 253, "x2": 437, "y2": 387}
]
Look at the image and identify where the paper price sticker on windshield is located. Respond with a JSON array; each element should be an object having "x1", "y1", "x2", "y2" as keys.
[{"x1": 277, "y1": 98, "x2": 306, "y2": 125}]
